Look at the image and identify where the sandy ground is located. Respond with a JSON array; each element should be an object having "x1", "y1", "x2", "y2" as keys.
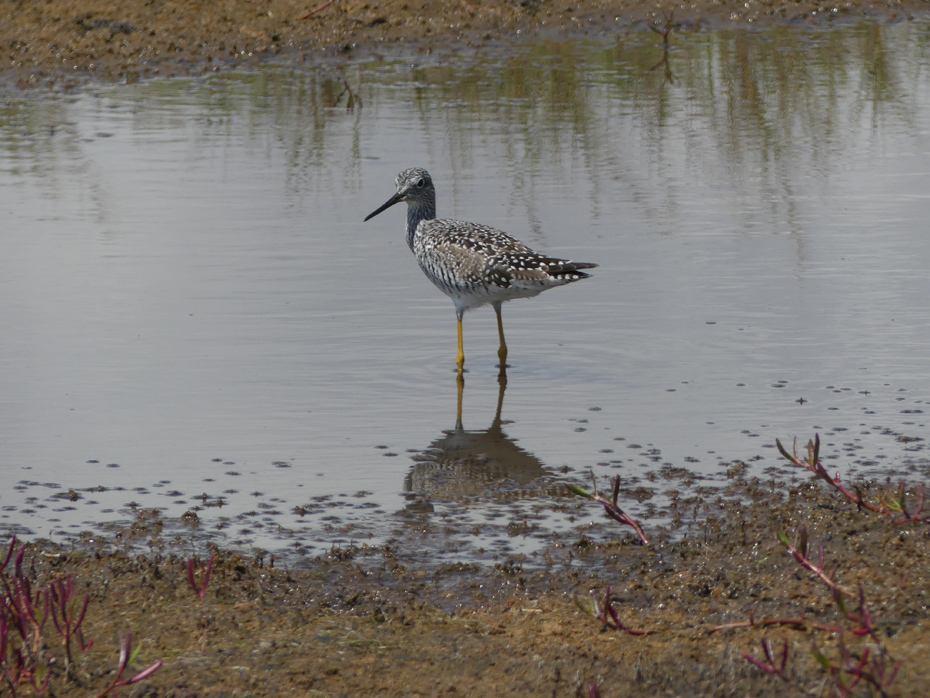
[{"x1": 1, "y1": 0, "x2": 929, "y2": 87}]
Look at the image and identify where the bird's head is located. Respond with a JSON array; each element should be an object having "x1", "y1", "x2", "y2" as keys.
[{"x1": 364, "y1": 167, "x2": 435, "y2": 221}]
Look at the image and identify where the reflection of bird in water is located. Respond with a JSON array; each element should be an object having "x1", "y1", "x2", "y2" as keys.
[
  {"x1": 403, "y1": 377, "x2": 559, "y2": 501},
  {"x1": 365, "y1": 167, "x2": 597, "y2": 377}
]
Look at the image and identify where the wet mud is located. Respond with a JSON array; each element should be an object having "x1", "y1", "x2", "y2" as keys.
[
  {"x1": 5, "y1": 464, "x2": 930, "y2": 697},
  {"x1": 2, "y1": 0, "x2": 929, "y2": 87}
]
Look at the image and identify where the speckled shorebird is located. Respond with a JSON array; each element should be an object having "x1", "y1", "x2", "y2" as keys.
[{"x1": 364, "y1": 167, "x2": 598, "y2": 375}]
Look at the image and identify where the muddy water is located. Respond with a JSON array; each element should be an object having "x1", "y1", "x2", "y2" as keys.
[{"x1": 2, "y1": 22, "x2": 929, "y2": 562}]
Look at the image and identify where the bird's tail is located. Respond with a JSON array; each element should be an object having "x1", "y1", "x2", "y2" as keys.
[{"x1": 544, "y1": 260, "x2": 599, "y2": 279}]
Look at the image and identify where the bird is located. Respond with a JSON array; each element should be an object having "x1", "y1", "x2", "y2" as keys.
[{"x1": 364, "y1": 167, "x2": 597, "y2": 376}]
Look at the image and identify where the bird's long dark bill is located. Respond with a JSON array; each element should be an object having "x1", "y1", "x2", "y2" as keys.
[{"x1": 364, "y1": 192, "x2": 404, "y2": 221}]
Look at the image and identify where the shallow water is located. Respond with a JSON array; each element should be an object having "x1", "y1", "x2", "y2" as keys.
[{"x1": 2, "y1": 22, "x2": 930, "y2": 563}]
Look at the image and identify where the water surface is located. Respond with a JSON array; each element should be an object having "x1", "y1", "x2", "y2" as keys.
[{"x1": 2, "y1": 22, "x2": 929, "y2": 563}]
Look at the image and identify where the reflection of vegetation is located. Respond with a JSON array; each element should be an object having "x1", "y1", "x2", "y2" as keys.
[
  {"x1": 0, "y1": 96, "x2": 73, "y2": 181},
  {"x1": 2, "y1": 22, "x2": 928, "y2": 217},
  {"x1": 646, "y1": 12, "x2": 678, "y2": 84}
]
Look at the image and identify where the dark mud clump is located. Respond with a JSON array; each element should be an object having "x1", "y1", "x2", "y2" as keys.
[
  {"x1": 2, "y1": 0, "x2": 929, "y2": 87},
  {"x1": 3, "y1": 470, "x2": 929, "y2": 697}
]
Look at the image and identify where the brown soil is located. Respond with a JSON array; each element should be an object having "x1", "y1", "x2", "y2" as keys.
[
  {"x1": 4, "y1": 468, "x2": 929, "y2": 697},
  {"x1": 1, "y1": 0, "x2": 929, "y2": 88}
]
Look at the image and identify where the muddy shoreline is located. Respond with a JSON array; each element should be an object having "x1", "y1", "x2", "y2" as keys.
[
  {"x1": 2, "y1": 0, "x2": 929, "y2": 88},
  {"x1": 3, "y1": 464, "x2": 929, "y2": 697}
]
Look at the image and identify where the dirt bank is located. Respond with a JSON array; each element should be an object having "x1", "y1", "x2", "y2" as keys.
[{"x1": 1, "y1": 0, "x2": 928, "y2": 87}]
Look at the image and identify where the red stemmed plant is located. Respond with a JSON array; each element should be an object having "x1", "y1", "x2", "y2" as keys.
[
  {"x1": 567, "y1": 474, "x2": 649, "y2": 544},
  {"x1": 776, "y1": 434, "x2": 926, "y2": 523},
  {"x1": 94, "y1": 632, "x2": 162, "y2": 698},
  {"x1": 0, "y1": 536, "x2": 161, "y2": 696}
]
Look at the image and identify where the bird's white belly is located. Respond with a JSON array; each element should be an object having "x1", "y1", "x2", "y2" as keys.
[{"x1": 433, "y1": 275, "x2": 551, "y2": 311}]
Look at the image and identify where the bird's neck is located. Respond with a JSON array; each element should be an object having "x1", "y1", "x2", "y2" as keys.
[{"x1": 406, "y1": 202, "x2": 436, "y2": 251}]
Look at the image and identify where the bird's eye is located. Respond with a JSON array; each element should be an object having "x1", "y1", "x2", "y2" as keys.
[{"x1": 416, "y1": 178, "x2": 425, "y2": 188}]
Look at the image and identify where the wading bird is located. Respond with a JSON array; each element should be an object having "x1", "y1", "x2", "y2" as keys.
[{"x1": 365, "y1": 167, "x2": 597, "y2": 376}]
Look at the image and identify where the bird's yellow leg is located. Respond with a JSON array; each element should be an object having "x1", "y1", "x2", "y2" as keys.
[
  {"x1": 455, "y1": 370, "x2": 464, "y2": 426},
  {"x1": 494, "y1": 303, "x2": 508, "y2": 372},
  {"x1": 456, "y1": 317, "x2": 465, "y2": 375}
]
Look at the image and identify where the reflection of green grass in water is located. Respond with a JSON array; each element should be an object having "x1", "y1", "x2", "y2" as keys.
[{"x1": 2, "y1": 22, "x2": 927, "y2": 210}]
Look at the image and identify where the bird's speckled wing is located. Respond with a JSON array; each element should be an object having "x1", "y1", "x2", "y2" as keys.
[{"x1": 414, "y1": 219, "x2": 593, "y2": 292}]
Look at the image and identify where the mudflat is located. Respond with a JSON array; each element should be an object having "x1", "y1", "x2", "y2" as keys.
[{"x1": 3, "y1": 463, "x2": 930, "y2": 697}]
